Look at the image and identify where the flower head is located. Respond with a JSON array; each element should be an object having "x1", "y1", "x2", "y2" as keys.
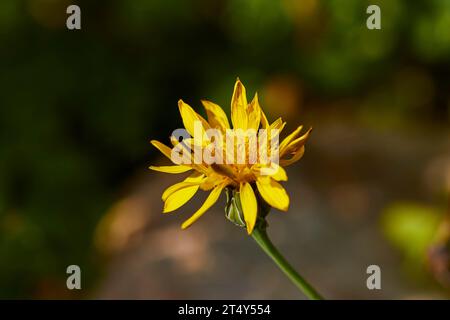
[{"x1": 150, "y1": 79, "x2": 311, "y2": 234}]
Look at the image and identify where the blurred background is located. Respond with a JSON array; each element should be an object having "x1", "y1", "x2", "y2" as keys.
[{"x1": 0, "y1": 0, "x2": 449, "y2": 299}]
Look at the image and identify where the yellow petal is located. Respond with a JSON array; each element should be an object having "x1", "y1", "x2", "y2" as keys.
[
  {"x1": 240, "y1": 182, "x2": 258, "y2": 234},
  {"x1": 231, "y1": 79, "x2": 248, "y2": 129},
  {"x1": 162, "y1": 173, "x2": 205, "y2": 201},
  {"x1": 253, "y1": 163, "x2": 287, "y2": 181},
  {"x1": 149, "y1": 165, "x2": 193, "y2": 174},
  {"x1": 271, "y1": 165, "x2": 288, "y2": 181},
  {"x1": 201, "y1": 100, "x2": 230, "y2": 131},
  {"x1": 288, "y1": 128, "x2": 311, "y2": 149},
  {"x1": 262, "y1": 118, "x2": 285, "y2": 148},
  {"x1": 256, "y1": 177, "x2": 289, "y2": 211},
  {"x1": 247, "y1": 93, "x2": 261, "y2": 130},
  {"x1": 279, "y1": 125, "x2": 303, "y2": 154},
  {"x1": 178, "y1": 99, "x2": 210, "y2": 137},
  {"x1": 281, "y1": 127, "x2": 312, "y2": 157},
  {"x1": 181, "y1": 184, "x2": 224, "y2": 229},
  {"x1": 280, "y1": 146, "x2": 305, "y2": 166},
  {"x1": 269, "y1": 117, "x2": 286, "y2": 131},
  {"x1": 260, "y1": 107, "x2": 269, "y2": 129},
  {"x1": 163, "y1": 184, "x2": 200, "y2": 213},
  {"x1": 151, "y1": 140, "x2": 173, "y2": 159}
]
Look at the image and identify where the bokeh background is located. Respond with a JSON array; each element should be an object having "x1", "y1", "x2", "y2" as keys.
[{"x1": 1, "y1": 0, "x2": 449, "y2": 299}]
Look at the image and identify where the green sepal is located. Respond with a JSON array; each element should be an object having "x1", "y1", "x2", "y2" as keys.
[
  {"x1": 225, "y1": 188, "x2": 246, "y2": 227},
  {"x1": 225, "y1": 186, "x2": 271, "y2": 231}
]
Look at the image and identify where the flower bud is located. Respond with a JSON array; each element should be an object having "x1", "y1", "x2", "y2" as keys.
[
  {"x1": 225, "y1": 187, "x2": 271, "y2": 230},
  {"x1": 225, "y1": 188, "x2": 246, "y2": 227}
]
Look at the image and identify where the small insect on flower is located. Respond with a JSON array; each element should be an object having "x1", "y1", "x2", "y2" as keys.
[{"x1": 149, "y1": 79, "x2": 311, "y2": 234}]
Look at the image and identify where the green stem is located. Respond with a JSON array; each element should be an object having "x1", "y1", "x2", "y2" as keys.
[{"x1": 251, "y1": 226, "x2": 324, "y2": 300}]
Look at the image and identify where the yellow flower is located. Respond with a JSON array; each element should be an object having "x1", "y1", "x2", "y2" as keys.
[{"x1": 150, "y1": 79, "x2": 311, "y2": 234}]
